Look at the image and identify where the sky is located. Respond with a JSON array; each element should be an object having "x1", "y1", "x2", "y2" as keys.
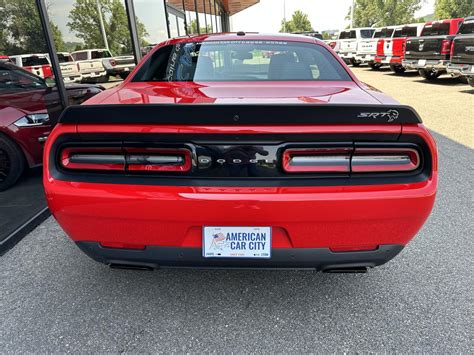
[
  {"x1": 48, "y1": 0, "x2": 436, "y2": 43},
  {"x1": 231, "y1": 0, "x2": 436, "y2": 33}
]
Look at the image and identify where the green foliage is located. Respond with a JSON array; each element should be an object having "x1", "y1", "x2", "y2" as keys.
[
  {"x1": 351, "y1": 0, "x2": 423, "y2": 27},
  {"x1": 434, "y1": 0, "x2": 473, "y2": 19},
  {"x1": 280, "y1": 10, "x2": 313, "y2": 33},
  {"x1": 0, "y1": 0, "x2": 65, "y2": 55},
  {"x1": 67, "y1": 0, "x2": 149, "y2": 55},
  {"x1": 321, "y1": 32, "x2": 332, "y2": 40},
  {"x1": 187, "y1": 19, "x2": 212, "y2": 35}
]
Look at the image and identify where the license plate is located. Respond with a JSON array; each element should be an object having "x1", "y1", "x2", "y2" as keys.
[
  {"x1": 203, "y1": 226, "x2": 271, "y2": 258},
  {"x1": 418, "y1": 59, "x2": 426, "y2": 66}
]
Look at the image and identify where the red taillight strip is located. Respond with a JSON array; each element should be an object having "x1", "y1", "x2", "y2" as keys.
[
  {"x1": 283, "y1": 147, "x2": 420, "y2": 174},
  {"x1": 61, "y1": 147, "x2": 192, "y2": 173},
  {"x1": 61, "y1": 147, "x2": 125, "y2": 171},
  {"x1": 351, "y1": 148, "x2": 420, "y2": 173},
  {"x1": 283, "y1": 148, "x2": 352, "y2": 173}
]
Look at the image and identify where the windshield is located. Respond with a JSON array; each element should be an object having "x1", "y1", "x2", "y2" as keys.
[
  {"x1": 133, "y1": 40, "x2": 352, "y2": 82},
  {"x1": 458, "y1": 19, "x2": 474, "y2": 34},
  {"x1": 421, "y1": 23, "x2": 450, "y2": 36}
]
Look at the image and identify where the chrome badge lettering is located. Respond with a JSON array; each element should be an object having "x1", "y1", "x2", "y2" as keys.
[{"x1": 358, "y1": 109, "x2": 400, "y2": 122}]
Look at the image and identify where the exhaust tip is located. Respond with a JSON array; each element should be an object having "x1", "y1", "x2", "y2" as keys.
[
  {"x1": 109, "y1": 263, "x2": 154, "y2": 271},
  {"x1": 322, "y1": 266, "x2": 368, "y2": 274}
]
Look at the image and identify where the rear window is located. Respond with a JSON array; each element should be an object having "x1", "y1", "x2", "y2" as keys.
[
  {"x1": 72, "y1": 52, "x2": 87, "y2": 61},
  {"x1": 133, "y1": 40, "x2": 352, "y2": 82},
  {"x1": 339, "y1": 31, "x2": 350, "y2": 39},
  {"x1": 57, "y1": 53, "x2": 74, "y2": 63},
  {"x1": 21, "y1": 56, "x2": 49, "y2": 67},
  {"x1": 91, "y1": 50, "x2": 112, "y2": 59},
  {"x1": 458, "y1": 19, "x2": 474, "y2": 34},
  {"x1": 394, "y1": 26, "x2": 418, "y2": 38},
  {"x1": 374, "y1": 28, "x2": 394, "y2": 38},
  {"x1": 421, "y1": 23, "x2": 450, "y2": 36},
  {"x1": 361, "y1": 29, "x2": 375, "y2": 38}
]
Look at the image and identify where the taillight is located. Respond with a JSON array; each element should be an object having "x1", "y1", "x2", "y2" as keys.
[
  {"x1": 60, "y1": 147, "x2": 192, "y2": 173},
  {"x1": 441, "y1": 39, "x2": 452, "y2": 55},
  {"x1": 450, "y1": 40, "x2": 455, "y2": 57},
  {"x1": 283, "y1": 148, "x2": 351, "y2": 173},
  {"x1": 376, "y1": 39, "x2": 384, "y2": 56},
  {"x1": 351, "y1": 148, "x2": 419, "y2": 173},
  {"x1": 125, "y1": 147, "x2": 192, "y2": 172},
  {"x1": 329, "y1": 41, "x2": 337, "y2": 49},
  {"x1": 282, "y1": 147, "x2": 420, "y2": 174},
  {"x1": 110, "y1": 59, "x2": 117, "y2": 66}
]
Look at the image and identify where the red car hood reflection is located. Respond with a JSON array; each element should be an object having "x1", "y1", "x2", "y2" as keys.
[{"x1": 97, "y1": 81, "x2": 381, "y2": 105}]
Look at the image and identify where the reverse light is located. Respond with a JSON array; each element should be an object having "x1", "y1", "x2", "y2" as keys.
[
  {"x1": 14, "y1": 113, "x2": 50, "y2": 127},
  {"x1": 351, "y1": 148, "x2": 419, "y2": 173},
  {"x1": 283, "y1": 148, "x2": 351, "y2": 173}
]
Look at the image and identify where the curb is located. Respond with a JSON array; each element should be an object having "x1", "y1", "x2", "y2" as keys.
[{"x1": 0, "y1": 207, "x2": 50, "y2": 256}]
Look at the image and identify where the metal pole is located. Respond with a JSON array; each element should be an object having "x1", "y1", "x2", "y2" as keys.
[
  {"x1": 124, "y1": 0, "x2": 142, "y2": 64},
  {"x1": 350, "y1": 0, "x2": 355, "y2": 28},
  {"x1": 194, "y1": 0, "x2": 200, "y2": 34},
  {"x1": 163, "y1": 0, "x2": 171, "y2": 38},
  {"x1": 182, "y1": 0, "x2": 188, "y2": 35},
  {"x1": 283, "y1": 0, "x2": 286, "y2": 32},
  {"x1": 208, "y1": 0, "x2": 214, "y2": 33},
  {"x1": 35, "y1": 0, "x2": 68, "y2": 110},
  {"x1": 203, "y1": 0, "x2": 208, "y2": 33},
  {"x1": 96, "y1": 0, "x2": 109, "y2": 50}
]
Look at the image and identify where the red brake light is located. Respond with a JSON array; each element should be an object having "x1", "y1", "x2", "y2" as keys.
[
  {"x1": 329, "y1": 41, "x2": 337, "y2": 49},
  {"x1": 441, "y1": 39, "x2": 452, "y2": 55},
  {"x1": 450, "y1": 40, "x2": 455, "y2": 57},
  {"x1": 283, "y1": 148, "x2": 351, "y2": 173},
  {"x1": 60, "y1": 147, "x2": 192, "y2": 173},
  {"x1": 110, "y1": 59, "x2": 117, "y2": 66}
]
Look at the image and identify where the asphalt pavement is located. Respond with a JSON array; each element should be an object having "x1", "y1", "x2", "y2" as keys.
[{"x1": 0, "y1": 130, "x2": 472, "y2": 353}]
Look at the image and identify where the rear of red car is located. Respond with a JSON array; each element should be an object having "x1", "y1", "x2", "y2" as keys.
[{"x1": 44, "y1": 34, "x2": 437, "y2": 271}]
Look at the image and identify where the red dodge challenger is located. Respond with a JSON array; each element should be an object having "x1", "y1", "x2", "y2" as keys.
[{"x1": 44, "y1": 33, "x2": 437, "y2": 272}]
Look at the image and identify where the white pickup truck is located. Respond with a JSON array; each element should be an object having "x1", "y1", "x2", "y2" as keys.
[
  {"x1": 354, "y1": 27, "x2": 397, "y2": 69},
  {"x1": 336, "y1": 28, "x2": 375, "y2": 66},
  {"x1": 71, "y1": 49, "x2": 108, "y2": 82},
  {"x1": 46, "y1": 52, "x2": 82, "y2": 83}
]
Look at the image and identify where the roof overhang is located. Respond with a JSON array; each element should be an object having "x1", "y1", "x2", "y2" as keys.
[{"x1": 168, "y1": 0, "x2": 259, "y2": 15}]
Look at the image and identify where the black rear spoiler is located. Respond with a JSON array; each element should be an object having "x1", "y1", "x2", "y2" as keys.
[{"x1": 58, "y1": 104, "x2": 422, "y2": 125}]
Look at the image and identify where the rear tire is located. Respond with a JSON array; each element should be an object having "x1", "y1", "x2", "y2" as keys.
[
  {"x1": 0, "y1": 135, "x2": 25, "y2": 191},
  {"x1": 390, "y1": 64, "x2": 405, "y2": 74},
  {"x1": 467, "y1": 76, "x2": 474, "y2": 87},
  {"x1": 369, "y1": 62, "x2": 381, "y2": 70},
  {"x1": 350, "y1": 59, "x2": 360, "y2": 67},
  {"x1": 418, "y1": 69, "x2": 441, "y2": 80}
]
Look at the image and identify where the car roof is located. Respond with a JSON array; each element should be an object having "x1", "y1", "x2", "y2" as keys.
[{"x1": 165, "y1": 32, "x2": 322, "y2": 45}]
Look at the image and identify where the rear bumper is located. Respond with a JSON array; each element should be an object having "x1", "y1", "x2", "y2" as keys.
[
  {"x1": 63, "y1": 74, "x2": 83, "y2": 83},
  {"x1": 339, "y1": 52, "x2": 356, "y2": 60},
  {"x1": 375, "y1": 55, "x2": 402, "y2": 64},
  {"x1": 447, "y1": 63, "x2": 474, "y2": 77},
  {"x1": 402, "y1": 59, "x2": 448, "y2": 71},
  {"x1": 77, "y1": 241, "x2": 404, "y2": 270},
  {"x1": 81, "y1": 71, "x2": 107, "y2": 79},
  {"x1": 354, "y1": 53, "x2": 375, "y2": 63}
]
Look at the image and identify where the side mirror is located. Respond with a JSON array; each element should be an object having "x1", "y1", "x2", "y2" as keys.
[{"x1": 44, "y1": 77, "x2": 56, "y2": 88}]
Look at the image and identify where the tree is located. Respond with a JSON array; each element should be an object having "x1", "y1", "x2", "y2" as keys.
[
  {"x1": 187, "y1": 19, "x2": 212, "y2": 34},
  {"x1": 67, "y1": 0, "x2": 148, "y2": 55},
  {"x1": 0, "y1": 0, "x2": 65, "y2": 55},
  {"x1": 350, "y1": 0, "x2": 423, "y2": 27},
  {"x1": 435, "y1": 0, "x2": 473, "y2": 19},
  {"x1": 280, "y1": 10, "x2": 313, "y2": 33}
]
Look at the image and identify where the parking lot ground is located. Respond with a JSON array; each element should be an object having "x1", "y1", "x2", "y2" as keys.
[
  {"x1": 352, "y1": 67, "x2": 474, "y2": 148},
  {"x1": 0, "y1": 70, "x2": 473, "y2": 352}
]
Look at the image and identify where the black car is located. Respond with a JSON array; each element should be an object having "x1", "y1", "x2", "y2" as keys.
[{"x1": 447, "y1": 17, "x2": 474, "y2": 86}]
